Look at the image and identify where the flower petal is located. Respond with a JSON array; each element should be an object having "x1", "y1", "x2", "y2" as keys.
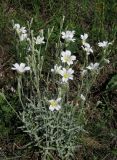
[
  {"x1": 24, "y1": 66, "x2": 30, "y2": 71},
  {"x1": 57, "y1": 98, "x2": 61, "y2": 102},
  {"x1": 56, "y1": 105, "x2": 61, "y2": 110},
  {"x1": 20, "y1": 63, "x2": 26, "y2": 68},
  {"x1": 49, "y1": 106, "x2": 55, "y2": 111}
]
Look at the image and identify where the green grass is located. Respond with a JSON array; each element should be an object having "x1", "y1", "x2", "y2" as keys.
[{"x1": 0, "y1": 0, "x2": 117, "y2": 159}]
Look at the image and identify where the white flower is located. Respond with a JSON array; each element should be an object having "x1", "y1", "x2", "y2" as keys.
[
  {"x1": 60, "y1": 68, "x2": 74, "y2": 82},
  {"x1": 82, "y1": 43, "x2": 93, "y2": 55},
  {"x1": 80, "y1": 33, "x2": 93, "y2": 55},
  {"x1": 11, "y1": 63, "x2": 30, "y2": 73},
  {"x1": 13, "y1": 23, "x2": 27, "y2": 41},
  {"x1": 61, "y1": 50, "x2": 76, "y2": 65},
  {"x1": 13, "y1": 24, "x2": 27, "y2": 34},
  {"x1": 13, "y1": 24, "x2": 20, "y2": 31},
  {"x1": 61, "y1": 30, "x2": 75, "y2": 42},
  {"x1": 98, "y1": 41, "x2": 112, "y2": 48},
  {"x1": 51, "y1": 65, "x2": 62, "y2": 74},
  {"x1": 86, "y1": 63, "x2": 99, "y2": 71},
  {"x1": 19, "y1": 33, "x2": 28, "y2": 41},
  {"x1": 20, "y1": 27, "x2": 27, "y2": 34},
  {"x1": 81, "y1": 33, "x2": 88, "y2": 45},
  {"x1": 80, "y1": 94, "x2": 86, "y2": 101},
  {"x1": 35, "y1": 35, "x2": 45, "y2": 44},
  {"x1": 49, "y1": 98, "x2": 61, "y2": 111}
]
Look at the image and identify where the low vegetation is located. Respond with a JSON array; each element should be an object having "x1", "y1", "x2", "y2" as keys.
[{"x1": 0, "y1": 0, "x2": 117, "y2": 159}]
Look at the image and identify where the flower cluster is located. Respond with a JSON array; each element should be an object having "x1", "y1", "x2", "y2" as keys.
[
  {"x1": 12, "y1": 23, "x2": 45, "y2": 73},
  {"x1": 12, "y1": 24, "x2": 113, "y2": 113},
  {"x1": 49, "y1": 30, "x2": 76, "y2": 111},
  {"x1": 51, "y1": 31, "x2": 76, "y2": 83},
  {"x1": 81, "y1": 33, "x2": 93, "y2": 55},
  {"x1": 11, "y1": 21, "x2": 114, "y2": 159},
  {"x1": 13, "y1": 23, "x2": 45, "y2": 46},
  {"x1": 13, "y1": 24, "x2": 27, "y2": 41},
  {"x1": 80, "y1": 33, "x2": 100, "y2": 76}
]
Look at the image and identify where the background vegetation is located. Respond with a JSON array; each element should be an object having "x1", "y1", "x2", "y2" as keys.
[{"x1": 0, "y1": 0, "x2": 117, "y2": 159}]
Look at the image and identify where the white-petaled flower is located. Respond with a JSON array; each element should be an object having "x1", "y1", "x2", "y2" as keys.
[
  {"x1": 35, "y1": 35, "x2": 45, "y2": 44},
  {"x1": 60, "y1": 68, "x2": 74, "y2": 82},
  {"x1": 81, "y1": 69, "x2": 87, "y2": 77},
  {"x1": 20, "y1": 27, "x2": 27, "y2": 34},
  {"x1": 13, "y1": 24, "x2": 27, "y2": 34},
  {"x1": 61, "y1": 50, "x2": 76, "y2": 65},
  {"x1": 80, "y1": 94, "x2": 86, "y2": 101},
  {"x1": 81, "y1": 33, "x2": 88, "y2": 45},
  {"x1": 10, "y1": 87, "x2": 16, "y2": 93},
  {"x1": 19, "y1": 33, "x2": 28, "y2": 41},
  {"x1": 82, "y1": 43, "x2": 93, "y2": 55},
  {"x1": 13, "y1": 24, "x2": 20, "y2": 31},
  {"x1": 49, "y1": 98, "x2": 61, "y2": 111},
  {"x1": 98, "y1": 41, "x2": 112, "y2": 48},
  {"x1": 11, "y1": 63, "x2": 30, "y2": 73},
  {"x1": 86, "y1": 63, "x2": 99, "y2": 71},
  {"x1": 104, "y1": 58, "x2": 110, "y2": 64},
  {"x1": 61, "y1": 30, "x2": 75, "y2": 42},
  {"x1": 13, "y1": 23, "x2": 27, "y2": 41},
  {"x1": 51, "y1": 64, "x2": 62, "y2": 74}
]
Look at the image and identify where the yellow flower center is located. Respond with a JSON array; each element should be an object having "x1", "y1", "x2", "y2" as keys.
[
  {"x1": 64, "y1": 56, "x2": 70, "y2": 62},
  {"x1": 63, "y1": 73, "x2": 69, "y2": 79},
  {"x1": 51, "y1": 100, "x2": 57, "y2": 107}
]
